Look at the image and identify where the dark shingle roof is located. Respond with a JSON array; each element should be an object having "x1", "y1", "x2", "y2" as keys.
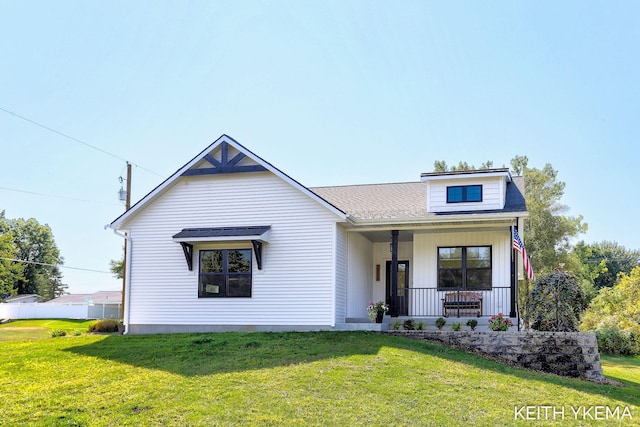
[{"x1": 173, "y1": 226, "x2": 271, "y2": 240}]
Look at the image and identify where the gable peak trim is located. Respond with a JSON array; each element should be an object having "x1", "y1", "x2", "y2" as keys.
[{"x1": 181, "y1": 141, "x2": 268, "y2": 176}]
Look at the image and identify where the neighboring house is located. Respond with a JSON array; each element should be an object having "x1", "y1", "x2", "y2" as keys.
[
  {"x1": 109, "y1": 135, "x2": 528, "y2": 334},
  {"x1": 2, "y1": 294, "x2": 42, "y2": 304},
  {"x1": 46, "y1": 291, "x2": 122, "y2": 319},
  {"x1": 46, "y1": 291, "x2": 121, "y2": 305}
]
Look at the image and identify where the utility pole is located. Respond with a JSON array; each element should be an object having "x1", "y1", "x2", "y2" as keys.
[{"x1": 121, "y1": 162, "x2": 131, "y2": 319}]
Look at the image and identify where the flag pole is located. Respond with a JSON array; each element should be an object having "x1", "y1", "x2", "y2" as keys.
[{"x1": 511, "y1": 220, "x2": 518, "y2": 320}]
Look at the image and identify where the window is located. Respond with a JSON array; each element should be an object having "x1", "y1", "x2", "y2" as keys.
[
  {"x1": 438, "y1": 246, "x2": 491, "y2": 290},
  {"x1": 447, "y1": 185, "x2": 482, "y2": 203},
  {"x1": 199, "y1": 249, "x2": 252, "y2": 297}
]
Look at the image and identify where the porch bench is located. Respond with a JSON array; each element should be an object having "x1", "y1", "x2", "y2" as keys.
[{"x1": 442, "y1": 292, "x2": 482, "y2": 317}]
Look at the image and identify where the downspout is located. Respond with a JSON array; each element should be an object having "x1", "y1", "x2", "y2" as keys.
[{"x1": 112, "y1": 229, "x2": 132, "y2": 334}]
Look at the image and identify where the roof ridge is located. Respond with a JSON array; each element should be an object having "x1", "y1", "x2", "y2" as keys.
[{"x1": 310, "y1": 181, "x2": 423, "y2": 190}]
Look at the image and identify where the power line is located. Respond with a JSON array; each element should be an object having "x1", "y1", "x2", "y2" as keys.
[
  {"x1": 0, "y1": 257, "x2": 112, "y2": 274},
  {"x1": 0, "y1": 106, "x2": 164, "y2": 178},
  {"x1": 0, "y1": 186, "x2": 122, "y2": 206}
]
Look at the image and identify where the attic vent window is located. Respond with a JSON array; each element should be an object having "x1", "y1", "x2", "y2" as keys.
[{"x1": 447, "y1": 185, "x2": 482, "y2": 203}]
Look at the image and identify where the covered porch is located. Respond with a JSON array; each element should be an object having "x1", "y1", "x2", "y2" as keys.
[{"x1": 342, "y1": 223, "x2": 520, "y2": 326}]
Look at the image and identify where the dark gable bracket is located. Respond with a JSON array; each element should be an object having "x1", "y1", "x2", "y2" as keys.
[
  {"x1": 180, "y1": 242, "x2": 194, "y2": 271},
  {"x1": 251, "y1": 240, "x2": 263, "y2": 270}
]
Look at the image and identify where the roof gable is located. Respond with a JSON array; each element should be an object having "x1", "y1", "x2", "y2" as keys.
[
  {"x1": 110, "y1": 135, "x2": 347, "y2": 229},
  {"x1": 181, "y1": 141, "x2": 268, "y2": 176}
]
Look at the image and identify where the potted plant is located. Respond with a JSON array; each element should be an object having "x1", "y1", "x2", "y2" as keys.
[
  {"x1": 488, "y1": 313, "x2": 514, "y2": 331},
  {"x1": 367, "y1": 301, "x2": 389, "y2": 323}
]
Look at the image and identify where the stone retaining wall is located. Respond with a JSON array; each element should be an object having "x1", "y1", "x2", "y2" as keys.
[{"x1": 386, "y1": 330, "x2": 604, "y2": 382}]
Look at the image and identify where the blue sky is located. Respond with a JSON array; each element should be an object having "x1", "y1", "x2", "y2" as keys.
[{"x1": 1, "y1": 1, "x2": 638, "y2": 294}]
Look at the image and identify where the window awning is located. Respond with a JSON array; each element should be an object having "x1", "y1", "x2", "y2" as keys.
[
  {"x1": 172, "y1": 226, "x2": 270, "y2": 271},
  {"x1": 172, "y1": 226, "x2": 271, "y2": 243}
]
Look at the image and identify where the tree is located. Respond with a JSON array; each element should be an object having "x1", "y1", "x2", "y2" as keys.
[
  {"x1": 567, "y1": 241, "x2": 606, "y2": 300},
  {"x1": 433, "y1": 160, "x2": 448, "y2": 173},
  {"x1": 0, "y1": 212, "x2": 24, "y2": 297},
  {"x1": 110, "y1": 255, "x2": 124, "y2": 280},
  {"x1": 516, "y1": 157, "x2": 588, "y2": 275},
  {"x1": 4, "y1": 215, "x2": 67, "y2": 300},
  {"x1": 580, "y1": 267, "x2": 640, "y2": 355},
  {"x1": 433, "y1": 160, "x2": 496, "y2": 172},
  {"x1": 509, "y1": 155, "x2": 528, "y2": 175},
  {"x1": 573, "y1": 241, "x2": 640, "y2": 289},
  {"x1": 528, "y1": 269, "x2": 588, "y2": 332}
]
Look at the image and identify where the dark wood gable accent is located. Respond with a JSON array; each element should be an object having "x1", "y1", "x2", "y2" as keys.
[{"x1": 181, "y1": 141, "x2": 268, "y2": 176}]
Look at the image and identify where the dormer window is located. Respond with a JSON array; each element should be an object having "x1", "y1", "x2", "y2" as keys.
[{"x1": 447, "y1": 185, "x2": 482, "y2": 203}]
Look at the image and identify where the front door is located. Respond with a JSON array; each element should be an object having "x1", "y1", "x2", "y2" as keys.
[{"x1": 386, "y1": 261, "x2": 409, "y2": 316}]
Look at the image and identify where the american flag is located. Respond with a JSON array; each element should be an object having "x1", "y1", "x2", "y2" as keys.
[{"x1": 513, "y1": 228, "x2": 535, "y2": 280}]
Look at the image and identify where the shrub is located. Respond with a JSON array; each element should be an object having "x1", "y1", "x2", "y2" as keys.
[
  {"x1": 528, "y1": 269, "x2": 587, "y2": 332},
  {"x1": 466, "y1": 319, "x2": 478, "y2": 331},
  {"x1": 435, "y1": 317, "x2": 446, "y2": 330},
  {"x1": 50, "y1": 329, "x2": 66, "y2": 338},
  {"x1": 451, "y1": 322, "x2": 462, "y2": 331},
  {"x1": 392, "y1": 320, "x2": 402, "y2": 330},
  {"x1": 89, "y1": 319, "x2": 121, "y2": 333},
  {"x1": 403, "y1": 319, "x2": 415, "y2": 330},
  {"x1": 416, "y1": 321, "x2": 425, "y2": 330},
  {"x1": 580, "y1": 267, "x2": 640, "y2": 355},
  {"x1": 594, "y1": 323, "x2": 636, "y2": 355}
]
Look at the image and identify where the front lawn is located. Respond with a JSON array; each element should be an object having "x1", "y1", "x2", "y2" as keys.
[
  {"x1": 0, "y1": 319, "x2": 92, "y2": 342},
  {"x1": 0, "y1": 326, "x2": 637, "y2": 426}
]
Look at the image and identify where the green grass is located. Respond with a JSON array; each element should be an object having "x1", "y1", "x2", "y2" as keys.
[
  {"x1": 0, "y1": 319, "x2": 92, "y2": 341},
  {"x1": 0, "y1": 325, "x2": 638, "y2": 426}
]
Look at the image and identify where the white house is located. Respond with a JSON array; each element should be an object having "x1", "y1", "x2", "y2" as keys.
[{"x1": 109, "y1": 135, "x2": 528, "y2": 334}]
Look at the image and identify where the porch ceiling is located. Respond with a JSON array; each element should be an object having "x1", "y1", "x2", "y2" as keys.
[
  {"x1": 358, "y1": 230, "x2": 414, "y2": 243},
  {"x1": 352, "y1": 224, "x2": 513, "y2": 243}
]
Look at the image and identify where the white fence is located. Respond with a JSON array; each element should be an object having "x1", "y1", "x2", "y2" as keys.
[{"x1": 0, "y1": 303, "x2": 121, "y2": 320}]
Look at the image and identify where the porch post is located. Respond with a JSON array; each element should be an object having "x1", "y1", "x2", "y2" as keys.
[
  {"x1": 510, "y1": 224, "x2": 518, "y2": 319},
  {"x1": 390, "y1": 230, "x2": 399, "y2": 317}
]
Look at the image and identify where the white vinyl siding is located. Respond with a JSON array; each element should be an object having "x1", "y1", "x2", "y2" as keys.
[
  {"x1": 427, "y1": 176, "x2": 507, "y2": 212},
  {"x1": 413, "y1": 230, "x2": 511, "y2": 288},
  {"x1": 334, "y1": 225, "x2": 347, "y2": 323},
  {"x1": 345, "y1": 232, "x2": 373, "y2": 319},
  {"x1": 126, "y1": 172, "x2": 343, "y2": 327}
]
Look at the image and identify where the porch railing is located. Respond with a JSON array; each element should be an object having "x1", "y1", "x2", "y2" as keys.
[{"x1": 394, "y1": 286, "x2": 512, "y2": 317}]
